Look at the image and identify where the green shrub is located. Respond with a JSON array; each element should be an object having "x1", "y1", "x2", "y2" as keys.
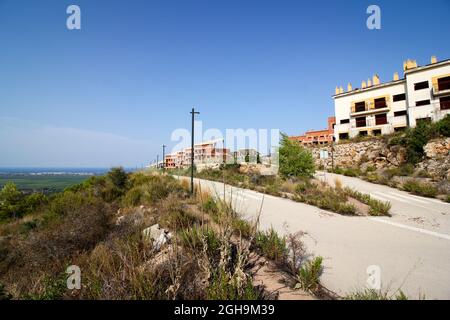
[
  {"x1": 122, "y1": 186, "x2": 143, "y2": 206},
  {"x1": 21, "y1": 219, "x2": 39, "y2": 233},
  {"x1": 403, "y1": 180, "x2": 438, "y2": 198},
  {"x1": 344, "y1": 187, "x2": 391, "y2": 216},
  {"x1": 331, "y1": 167, "x2": 344, "y2": 175},
  {"x1": 23, "y1": 193, "x2": 48, "y2": 213},
  {"x1": 279, "y1": 133, "x2": 315, "y2": 178},
  {"x1": 232, "y1": 218, "x2": 253, "y2": 238},
  {"x1": 107, "y1": 167, "x2": 129, "y2": 190},
  {"x1": 387, "y1": 116, "x2": 449, "y2": 164},
  {"x1": 446, "y1": 195, "x2": 450, "y2": 203},
  {"x1": 336, "y1": 203, "x2": 357, "y2": 215},
  {"x1": 368, "y1": 199, "x2": 392, "y2": 216},
  {"x1": 255, "y1": 228, "x2": 287, "y2": 263},
  {"x1": 295, "y1": 179, "x2": 316, "y2": 194},
  {"x1": 345, "y1": 289, "x2": 408, "y2": 300},
  {"x1": 160, "y1": 206, "x2": 200, "y2": 230},
  {"x1": 342, "y1": 167, "x2": 361, "y2": 177},
  {"x1": 384, "y1": 164, "x2": 414, "y2": 178},
  {"x1": 179, "y1": 227, "x2": 220, "y2": 254},
  {"x1": 436, "y1": 114, "x2": 450, "y2": 137},
  {"x1": 296, "y1": 256, "x2": 323, "y2": 292},
  {"x1": 123, "y1": 175, "x2": 184, "y2": 206},
  {"x1": 202, "y1": 197, "x2": 219, "y2": 215},
  {"x1": 25, "y1": 273, "x2": 68, "y2": 300},
  {"x1": 206, "y1": 269, "x2": 259, "y2": 300},
  {"x1": 0, "y1": 182, "x2": 23, "y2": 220}
]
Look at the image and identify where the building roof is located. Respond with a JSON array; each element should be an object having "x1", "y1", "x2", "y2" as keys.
[
  {"x1": 403, "y1": 58, "x2": 450, "y2": 75},
  {"x1": 332, "y1": 78, "x2": 405, "y2": 99},
  {"x1": 332, "y1": 58, "x2": 450, "y2": 99}
]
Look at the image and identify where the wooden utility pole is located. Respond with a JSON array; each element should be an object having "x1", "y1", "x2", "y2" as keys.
[
  {"x1": 190, "y1": 107, "x2": 200, "y2": 194},
  {"x1": 162, "y1": 144, "x2": 166, "y2": 172}
]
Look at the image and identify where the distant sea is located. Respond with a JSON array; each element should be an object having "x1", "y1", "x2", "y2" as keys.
[
  {"x1": 0, "y1": 167, "x2": 137, "y2": 175},
  {"x1": 0, "y1": 167, "x2": 139, "y2": 192}
]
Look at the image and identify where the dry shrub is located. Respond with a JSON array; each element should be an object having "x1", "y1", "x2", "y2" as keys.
[
  {"x1": 159, "y1": 194, "x2": 201, "y2": 230},
  {"x1": 0, "y1": 194, "x2": 113, "y2": 298},
  {"x1": 286, "y1": 231, "x2": 308, "y2": 273},
  {"x1": 334, "y1": 177, "x2": 342, "y2": 190},
  {"x1": 280, "y1": 180, "x2": 297, "y2": 194}
]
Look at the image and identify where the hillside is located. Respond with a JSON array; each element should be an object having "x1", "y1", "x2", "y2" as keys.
[{"x1": 0, "y1": 168, "x2": 321, "y2": 300}]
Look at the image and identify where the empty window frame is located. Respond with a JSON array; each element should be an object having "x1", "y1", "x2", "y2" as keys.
[
  {"x1": 375, "y1": 113, "x2": 388, "y2": 125},
  {"x1": 438, "y1": 76, "x2": 450, "y2": 91},
  {"x1": 354, "y1": 101, "x2": 366, "y2": 112},
  {"x1": 394, "y1": 110, "x2": 407, "y2": 117},
  {"x1": 414, "y1": 81, "x2": 429, "y2": 90},
  {"x1": 393, "y1": 93, "x2": 406, "y2": 102},
  {"x1": 415, "y1": 99, "x2": 430, "y2": 107},
  {"x1": 440, "y1": 96, "x2": 450, "y2": 110},
  {"x1": 355, "y1": 116, "x2": 366, "y2": 128},
  {"x1": 374, "y1": 97, "x2": 387, "y2": 109}
]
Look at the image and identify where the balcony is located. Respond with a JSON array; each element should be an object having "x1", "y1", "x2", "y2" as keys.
[
  {"x1": 350, "y1": 116, "x2": 392, "y2": 129},
  {"x1": 433, "y1": 77, "x2": 450, "y2": 97},
  {"x1": 350, "y1": 100, "x2": 389, "y2": 116}
]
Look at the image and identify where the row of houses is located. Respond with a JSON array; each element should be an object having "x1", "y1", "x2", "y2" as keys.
[
  {"x1": 149, "y1": 139, "x2": 265, "y2": 170},
  {"x1": 290, "y1": 55, "x2": 450, "y2": 145}
]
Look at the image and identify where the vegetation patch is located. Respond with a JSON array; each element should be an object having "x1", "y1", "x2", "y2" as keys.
[
  {"x1": 402, "y1": 179, "x2": 438, "y2": 198},
  {"x1": 343, "y1": 187, "x2": 391, "y2": 216},
  {"x1": 295, "y1": 256, "x2": 323, "y2": 293},
  {"x1": 345, "y1": 289, "x2": 409, "y2": 300},
  {"x1": 255, "y1": 228, "x2": 287, "y2": 264}
]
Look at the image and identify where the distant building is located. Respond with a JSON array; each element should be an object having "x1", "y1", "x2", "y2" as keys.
[
  {"x1": 161, "y1": 139, "x2": 232, "y2": 169},
  {"x1": 333, "y1": 56, "x2": 450, "y2": 142},
  {"x1": 290, "y1": 116, "x2": 336, "y2": 146},
  {"x1": 234, "y1": 149, "x2": 259, "y2": 163}
]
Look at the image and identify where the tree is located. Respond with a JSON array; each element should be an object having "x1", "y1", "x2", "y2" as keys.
[
  {"x1": 107, "y1": 167, "x2": 128, "y2": 190},
  {"x1": 0, "y1": 182, "x2": 23, "y2": 220},
  {"x1": 257, "y1": 152, "x2": 261, "y2": 164},
  {"x1": 279, "y1": 133, "x2": 315, "y2": 178},
  {"x1": 245, "y1": 151, "x2": 250, "y2": 163}
]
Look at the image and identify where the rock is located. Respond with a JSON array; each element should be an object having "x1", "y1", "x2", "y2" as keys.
[
  {"x1": 116, "y1": 215, "x2": 126, "y2": 226},
  {"x1": 142, "y1": 224, "x2": 172, "y2": 251},
  {"x1": 138, "y1": 245, "x2": 177, "y2": 272},
  {"x1": 115, "y1": 209, "x2": 145, "y2": 226}
]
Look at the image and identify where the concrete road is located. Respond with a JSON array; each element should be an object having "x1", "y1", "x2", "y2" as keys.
[
  {"x1": 316, "y1": 171, "x2": 450, "y2": 236},
  {"x1": 177, "y1": 176, "x2": 450, "y2": 299}
]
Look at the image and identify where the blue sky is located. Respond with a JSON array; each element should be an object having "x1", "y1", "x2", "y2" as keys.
[{"x1": 1, "y1": 0, "x2": 450, "y2": 167}]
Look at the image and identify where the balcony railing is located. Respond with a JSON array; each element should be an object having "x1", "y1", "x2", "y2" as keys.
[{"x1": 350, "y1": 102, "x2": 390, "y2": 115}]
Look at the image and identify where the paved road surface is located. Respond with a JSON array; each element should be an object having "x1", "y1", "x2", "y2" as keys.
[
  {"x1": 177, "y1": 175, "x2": 450, "y2": 299},
  {"x1": 316, "y1": 171, "x2": 450, "y2": 236}
]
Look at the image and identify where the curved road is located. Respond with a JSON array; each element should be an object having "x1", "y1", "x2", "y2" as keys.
[{"x1": 178, "y1": 174, "x2": 450, "y2": 299}]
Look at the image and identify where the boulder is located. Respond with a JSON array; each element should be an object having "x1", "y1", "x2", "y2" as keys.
[{"x1": 142, "y1": 224, "x2": 172, "y2": 251}]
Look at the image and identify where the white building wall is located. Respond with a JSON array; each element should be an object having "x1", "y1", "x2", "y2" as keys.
[
  {"x1": 334, "y1": 81, "x2": 407, "y2": 141},
  {"x1": 333, "y1": 59, "x2": 450, "y2": 141},
  {"x1": 405, "y1": 64, "x2": 450, "y2": 126}
]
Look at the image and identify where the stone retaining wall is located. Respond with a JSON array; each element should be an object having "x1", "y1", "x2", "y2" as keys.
[{"x1": 311, "y1": 137, "x2": 450, "y2": 180}]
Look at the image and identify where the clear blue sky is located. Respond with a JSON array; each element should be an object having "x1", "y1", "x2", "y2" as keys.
[{"x1": 1, "y1": 0, "x2": 450, "y2": 167}]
